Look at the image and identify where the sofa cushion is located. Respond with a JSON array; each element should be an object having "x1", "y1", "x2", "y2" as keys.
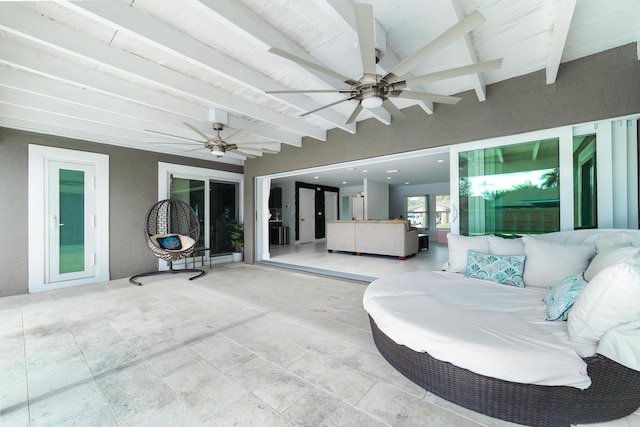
[
  {"x1": 522, "y1": 236, "x2": 596, "y2": 288},
  {"x1": 583, "y1": 244, "x2": 639, "y2": 281},
  {"x1": 445, "y1": 233, "x2": 490, "y2": 273},
  {"x1": 568, "y1": 253, "x2": 640, "y2": 344},
  {"x1": 544, "y1": 275, "x2": 587, "y2": 321},
  {"x1": 488, "y1": 235, "x2": 524, "y2": 255},
  {"x1": 465, "y1": 250, "x2": 526, "y2": 287}
]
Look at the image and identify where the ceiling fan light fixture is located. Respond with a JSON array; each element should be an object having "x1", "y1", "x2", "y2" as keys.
[
  {"x1": 211, "y1": 145, "x2": 225, "y2": 156},
  {"x1": 361, "y1": 95, "x2": 383, "y2": 109}
]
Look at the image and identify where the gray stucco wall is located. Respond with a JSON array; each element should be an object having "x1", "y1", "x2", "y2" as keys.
[
  {"x1": 243, "y1": 43, "x2": 640, "y2": 263},
  {"x1": 0, "y1": 128, "x2": 242, "y2": 296}
]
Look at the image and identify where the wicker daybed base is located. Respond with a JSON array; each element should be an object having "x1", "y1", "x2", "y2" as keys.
[{"x1": 369, "y1": 316, "x2": 640, "y2": 427}]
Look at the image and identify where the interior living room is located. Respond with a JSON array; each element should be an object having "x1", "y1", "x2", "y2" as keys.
[{"x1": 1, "y1": 1, "x2": 639, "y2": 425}]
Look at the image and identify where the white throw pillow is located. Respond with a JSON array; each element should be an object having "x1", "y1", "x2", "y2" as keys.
[
  {"x1": 488, "y1": 235, "x2": 524, "y2": 255},
  {"x1": 522, "y1": 236, "x2": 596, "y2": 288},
  {"x1": 568, "y1": 254, "x2": 640, "y2": 345},
  {"x1": 445, "y1": 233, "x2": 490, "y2": 273},
  {"x1": 583, "y1": 244, "x2": 638, "y2": 281}
]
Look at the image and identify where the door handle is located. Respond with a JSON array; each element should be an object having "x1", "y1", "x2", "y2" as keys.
[{"x1": 51, "y1": 215, "x2": 64, "y2": 229}]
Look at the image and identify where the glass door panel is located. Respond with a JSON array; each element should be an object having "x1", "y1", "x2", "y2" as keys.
[
  {"x1": 459, "y1": 138, "x2": 560, "y2": 236},
  {"x1": 48, "y1": 161, "x2": 95, "y2": 283},
  {"x1": 210, "y1": 181, "x2": 237, "y2": 255},
  {"x1": 573, "y1": 134, "x2": 597, "y2": 229}
]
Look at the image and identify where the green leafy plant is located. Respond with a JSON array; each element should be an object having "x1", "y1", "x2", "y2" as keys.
[{"x1": 229, "y1": 220, "x2": 244, "y2": 252}]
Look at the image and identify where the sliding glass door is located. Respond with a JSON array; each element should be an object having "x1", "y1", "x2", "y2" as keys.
[{"x1": 171, "y1": 176, "x2": 238, "y2": 257}]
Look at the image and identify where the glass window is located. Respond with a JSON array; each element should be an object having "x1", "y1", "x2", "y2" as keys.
[
  {"x1": 435, "y1": 195, "x2": 451, "y2": 230},
  {"x1": 406, "y1": 195, "x2": 429, "y2": 229},
  {"x1": 459, "y1": 138, "x2": 560, "y2": 236},
  {"x1": 573, "y1": 134, "x2": 597, "y2": 229}
]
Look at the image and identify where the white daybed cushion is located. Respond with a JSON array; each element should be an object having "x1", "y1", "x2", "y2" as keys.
[
  {"x1": 444, "y1": 233, "x2": 490, "y2": 273},
  {"x1": 597, "y1": 320, "x2": 640, "y2": 371},
  {"x1": 488, "y1": 235, "x2": 524, "y2": 255},
  {"x1": 568, "y1": 253, "x2": 640, "y2": 344},
  {"x1": 583, "y1": 244, "x2": 639, "y2": 281},
  {"x1": 363, "y1": 271, "x2": 592, "y2": 389},
  {"x1": 522, "y1": 236, "x2": 596, "y2": 288}
]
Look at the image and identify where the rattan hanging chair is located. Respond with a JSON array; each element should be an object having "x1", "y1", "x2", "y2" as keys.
[{"x1": 129, "y1": 198, "x2": 205, "y2": 285}]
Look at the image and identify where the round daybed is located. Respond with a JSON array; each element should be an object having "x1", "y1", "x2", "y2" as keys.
[
  {"x1": 369, "y1": 316, "x2": 640, "y2": 426},
  {"x1": 364, "y1": 230, "x2": 640, "y2": 427}
]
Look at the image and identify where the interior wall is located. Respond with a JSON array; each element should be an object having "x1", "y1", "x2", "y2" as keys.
[
  {"x1": 0, "y1": 128, "x2": 242, "y2": 297},
  {"x1": 243, "y1": 44, "x2": 640, "y2": 264},
  {"x1": 389, "y1": 182, "x2": 450, "y2": 240},
  {"x1": 364, "y1": 179, "x2": 389, "y2": 219}
]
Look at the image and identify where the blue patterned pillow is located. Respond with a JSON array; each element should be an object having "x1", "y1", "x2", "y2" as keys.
[
  {"x1": 543, "y1": 275, "x2": 587, "y2": 321},
  {"x1": 465, "y1": 250, "x2": 526, "y2": 287},
  {"x1": 156, "y1": 235, "x2": 182, "y2": 250}
]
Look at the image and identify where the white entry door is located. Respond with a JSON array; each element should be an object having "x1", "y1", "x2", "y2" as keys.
[
  {"x1": 47, "y1": 161, "x2": 97, "y2": 283},
  {"x1": 299, "y1": 188, "x2": 315, "y2": 243},
  {"x1": 29, "y1": 145, "x2": 109, "y2": 293}
]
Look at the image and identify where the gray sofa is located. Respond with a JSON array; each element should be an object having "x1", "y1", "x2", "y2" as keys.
[{"x1": 326, "y1": 220, "x2": 419, "y2": 260}]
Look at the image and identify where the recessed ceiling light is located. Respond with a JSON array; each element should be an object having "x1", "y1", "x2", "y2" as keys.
[
  {"x1": 386, "y1": 177, "x2": 391, "y2": 180},
  {"x1": 314, "y1": 176, "x2": 319, "y2": 179},
  {"x1": 437, "y1": 159, "x2": 444, "y2": 163},
  {"x1": 405, "y1": 182, "x2": 410, "y2": 185},
  {"x1": 386, "y1": 169, "x2": 399, "y2": 173},
  {"x1": 362, "y1": 170, "x2": 368, "y2": 173},
  {"x1": 342, "y1": 181, "x2": 347, "y2": 184}
]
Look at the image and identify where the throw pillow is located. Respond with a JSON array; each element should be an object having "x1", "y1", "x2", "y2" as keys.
[
  {"x1": 568, "y1": 253, "x2": 640, "y2": 345},
  {"x1": 488, "y1": 235, "x2": 524, "y2": 255},
  {"x1": 583, "y1": 244, "x2": 639, "y2": 281},
  {"x1": 543, "y1": 275, "x2": 587, "y2": 321},
  {"x1": 522, "y1": 236, "x2": 596, "y2": 288},
  {"x1": 156, "y1": 235, "x2": 183, "y2": 250},
  {"x1": 445, "y1": 233, "x2": 490, "y2": 273},
  {"x1": 465, "y1": 250, "x2": 526, "y2": 287}
]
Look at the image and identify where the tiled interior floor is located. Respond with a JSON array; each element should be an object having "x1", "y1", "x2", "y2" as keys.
[
  {"x1": 2, "y1": 249, "x2": 639, "y2": 426},
  {"x1": 266, "y1": 239, "x2": 450, "y2": 280}
]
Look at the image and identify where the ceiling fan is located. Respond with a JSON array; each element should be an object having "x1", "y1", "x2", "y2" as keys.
[
  {"x1": 147, "y1": 122, "x2": 279, "y2": 159},
  {"x1": 266, "y1": 4, "x2": 503, "y2": 124}
]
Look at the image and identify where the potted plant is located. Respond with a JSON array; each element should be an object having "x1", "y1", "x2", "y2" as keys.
[{"x1": 229, "y1": 220, "x2": 244, "y2": 262}]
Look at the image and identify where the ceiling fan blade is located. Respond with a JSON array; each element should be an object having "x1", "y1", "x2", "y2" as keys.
[
  {"x1": 234, "y1": 142, "x2": 281, "y2": 151},
  {"x1": 224, "y1": 151, "x2": 252, "y2": 160},
  {"x1": 354, "y1": 3, "x2": 377, "y2": 80},
  {"x1": 346, "y1": 103, "x2": 363, "y2": 124},
  {"x1": 183, "y1": 122, "x2": 213, "y2": 141},
  {"x1": 384, "y1": 10, "x2": 486, "y2": 83},
  {"x1": 392, "y1": 90, "x2": 462, "y2": 105},
  {"x1": 145, "y1": 129, "x2": 204, "y2": 143},
  {"x1": 269, "y1": 47, "x2": 357, "y2": 85},
  {"x1": 266, "y1": 89, "x2": 352, "y2": 94},
  {"x1": 300, "y1": 96, "x2": 355, "y2": 117},
  {"x1": 381, "y1": 99, "x2": 406, "y2": 121},
  {"x1": 226, "y1": 129, "x2": 248, "y2": 141},
  {"x1": 148, "y1": 141, "x2": 203, "y2": 146},
  {"x1": 234, "y1": 147, "x2": 263, "y2": 157},
  {"x1": 401, "y1": 58, "x2": 503, "y2": 88}
]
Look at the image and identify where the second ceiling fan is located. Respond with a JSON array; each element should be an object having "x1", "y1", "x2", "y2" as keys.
[{"x1": 267, "y1": 3, "x2": 503, "y2": 124}]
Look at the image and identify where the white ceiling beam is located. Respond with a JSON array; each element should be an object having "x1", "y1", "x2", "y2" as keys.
[
  {"x1": 546, "y1": 0, "x2": 577, "y2": 84},
  {"x1": 0, "y1": 103, "x2": 238, "y2": 164},
  {"x1": 449, "y1": 0, "x2": 488, "y2": 102},
  {"x1": 62, "y1": 0, "x2": 352, "y2": 136},
  {"x1": 0, "y1": 43, "x2": 304, "y2": 148},
  {"x1": 0, "y1": 3, "x2": 323, "y2": 142},
  {"x1": 0, "y1": 43, "x2": 207, "y2": 122},
  {"x1": 191, "y1": 0, "x2": 371, "y2": 128},
  {"x1": 0, "y1": 65, "x2": 206, "y2": 135}
]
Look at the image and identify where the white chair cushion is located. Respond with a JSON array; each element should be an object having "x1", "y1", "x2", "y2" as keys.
[
  {"x1": 488, "y1": 235, "x2": 524, "y2": 255},
  {"x1": 583, "y1": 244, "x2": 639, "y2": 281}
]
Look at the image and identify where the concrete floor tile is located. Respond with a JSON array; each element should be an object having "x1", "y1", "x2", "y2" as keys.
[
  {"x1": 204, "y1": 393, "x2": 296, "y2": 427},
  {"x1": 189, "y1": 333, "x2": 257, "y2": 373}
]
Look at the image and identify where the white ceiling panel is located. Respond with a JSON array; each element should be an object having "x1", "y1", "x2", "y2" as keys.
[{"x1": 0, "y1": 0, "x2": 637, "y2": 170}]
